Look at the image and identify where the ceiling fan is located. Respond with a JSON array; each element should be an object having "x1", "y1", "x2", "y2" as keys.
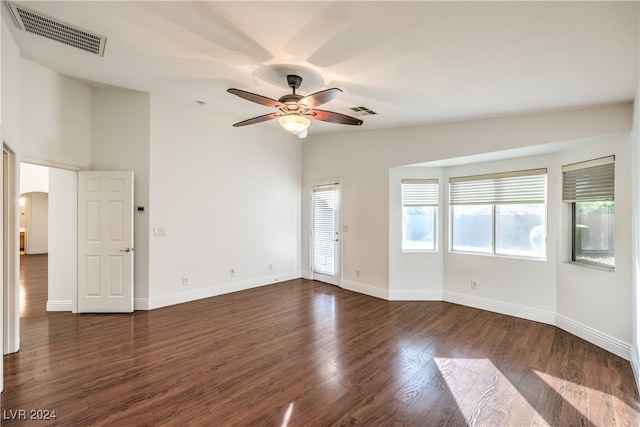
[{"x1": 227, "y1": 74, "x2": 363, "y2": 138}]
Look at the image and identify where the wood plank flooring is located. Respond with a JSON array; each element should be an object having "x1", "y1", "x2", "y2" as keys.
[{"x1": 2, "y1": 254, "x2": 640, "y2": 426}]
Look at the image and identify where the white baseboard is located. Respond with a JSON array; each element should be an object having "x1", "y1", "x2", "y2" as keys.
[
  {"x1": 26, "y1": 249, "x2": 48, "y2": 255},
  {"x1": 133, "y1": 272, "x2": 632, "y2": 362},
  {"x1": 342, "y1": 280, "x2": 388, "y2": 300},
  {"x1": 443, "y1": 291, "x2": 557, "y2": 325},
  {"x1": 135, "y1": 271, "x2": 302, "y2": 310},
  {"x1": 443, "y1": 291, "x2": 630, "y2": 360},
  {"x1": 556, "y1": 314, "x2": 630, "y2": 360},
  {"x1": 389, "y1": 289, "x2": 444, "y2": 301},
  {"x1": 46, "y1": 300, "x2": 73, "y2": 311}
]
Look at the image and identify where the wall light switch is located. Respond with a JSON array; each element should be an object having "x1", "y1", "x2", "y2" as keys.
[{"x1": 154, "y1": 227, "x2": 168, "y2": 236}]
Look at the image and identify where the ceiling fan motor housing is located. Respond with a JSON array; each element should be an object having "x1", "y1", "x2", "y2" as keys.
[{"x1": 287, "y1": 74, "x2": 303, "y2": 90}]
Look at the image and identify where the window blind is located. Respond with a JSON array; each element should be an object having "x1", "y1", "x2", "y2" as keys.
[
  {"x1": 402, "y1": 179, "x2": 438, "y2": 206},
  {"x1": 449, "y1": 168, "x2": 547, "y2": 205},
  {"x1": 562, "y1": 156, "x2": 614, "y2": 202},
  {"x1": 312, "y1": 185, "x2": 336, "y2": 276}
]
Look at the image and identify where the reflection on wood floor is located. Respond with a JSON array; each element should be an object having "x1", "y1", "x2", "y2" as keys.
[{"x1": 2, "y1": 254, "x2": 639, "y2": 425}]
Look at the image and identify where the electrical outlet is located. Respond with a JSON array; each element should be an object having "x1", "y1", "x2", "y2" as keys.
[
  {"x1": 269, "y1": 264, "x2": 273, "y2": 271},
  {"x1": 182, "y1": 276, "x2": 190, "y2": 286},
  {"x1": 356, "y1": 270, "x2": 361, "y2": 278},
  {"x1": 471, "y1": 280, "x2": 478, "y2": 290},
  {"x1": 230, "y1": 269, "x2": 235, "y2": 277}
]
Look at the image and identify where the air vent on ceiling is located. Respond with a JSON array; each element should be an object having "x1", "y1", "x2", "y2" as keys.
[
  {"x1": 349, "y1": 106, "x2": 377, "y2": 116},
  {"x1": 7, "y1": 2, "x2": 107, "y2": 56}
]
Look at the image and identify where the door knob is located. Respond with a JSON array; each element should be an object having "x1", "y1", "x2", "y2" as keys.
[{"x1": 119, "y1": 247, "x2": 133, "y2": 252}]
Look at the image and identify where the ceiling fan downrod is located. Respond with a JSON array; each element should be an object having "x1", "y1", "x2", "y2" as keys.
[{"x1": 286, "y1": 74, "x2": 302, "y2": 95}]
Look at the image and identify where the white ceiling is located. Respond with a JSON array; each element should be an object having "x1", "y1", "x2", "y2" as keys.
[{"x1": 4, "y1": 1, "x2": 639, "y2": 135}]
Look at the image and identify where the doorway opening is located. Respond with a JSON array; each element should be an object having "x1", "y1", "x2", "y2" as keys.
[
  {"x1": 19, "y1": 163, "x2": 50, "y2": 318},
  {"x1": 20, "y1": 163, "x2": 77, "y2": 314}
]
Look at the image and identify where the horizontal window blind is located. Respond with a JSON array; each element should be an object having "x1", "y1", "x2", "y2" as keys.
[
  {"x1": 312, "y1": 185, "x2": 336, "y2": 276},
  {"x1": 402, "y1": 179, "x2": 438, "y2": 206},
  {"x1": 562, "y1": 156, "x2": 614, "y2": 202},
  {"x1": 449, "y1": 168, "x2": 547, "y2": 205}
]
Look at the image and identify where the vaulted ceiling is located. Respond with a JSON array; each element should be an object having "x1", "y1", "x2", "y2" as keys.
[{"x1": 4, "y1": 1, "x2": 639, "y2": 134}]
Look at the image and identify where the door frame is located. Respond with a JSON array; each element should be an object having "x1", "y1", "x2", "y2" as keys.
[
  {"x1": 309, "y1": 178, "x2": 343, "y2": 287},
  {"x1": 3, "y1": 144, "x2": 19, "y2": 359},
  {"x1": 4, "y1": 157, "x2": 81, "y2": 361}
]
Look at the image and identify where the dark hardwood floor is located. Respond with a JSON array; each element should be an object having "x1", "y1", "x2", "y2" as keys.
[{"x1": 2, "y1": 254, "x2": 640, "y2": 426}]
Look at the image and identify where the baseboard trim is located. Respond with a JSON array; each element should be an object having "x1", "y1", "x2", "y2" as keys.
[
  {"x1": 442, "y1": 291, "x2": 630, "y2": 360},
  {"x1": 556, "y1": 314, "x2": 630, "y2": 360},
  {"x1": 46, "y1": 300, "x2": 73, "y2": 311},
  {"x1": 134, "y1": 273, "x2": 632, "y2": 362},
  {"x1": 342, "y1": 280, "x2": 388, "y2": 300},
  {"x1": 26, "y1": 249, "x2": 48, "y2": 255},
  {"x1": 135, "y1": 271, "x2": 302, "y2": 310},
  {"x1": 443, "y1": 291, "x2": 557, "y2": 325},
  {"x1": 389, "y1": 289, "x2": 444, "y2": 301}
]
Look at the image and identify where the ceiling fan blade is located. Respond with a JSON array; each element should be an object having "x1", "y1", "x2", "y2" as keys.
[
  {"x1": 232, "y1": 112, "x2": 280, "y2": 127},
  {"x1": 300, "y1": 88, "x2": 342, "y2": 108},
  {"x1": 310, "y1": 109, "x2": 363, "y2": 126},
  {"x1": 227, "y1": 88, "x2": 283, "y2": 108}
]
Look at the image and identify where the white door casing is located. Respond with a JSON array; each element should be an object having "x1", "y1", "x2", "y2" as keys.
[
  {"x1": 78, "y1": 171, "x2": 134, "y2": 313},
  {"x1": 311, "y1": 182, "x2": 341, "y2": 286}
]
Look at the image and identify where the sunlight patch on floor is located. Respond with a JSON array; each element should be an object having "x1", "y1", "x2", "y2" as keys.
[
  {"x1": 280, "y1": 402, "x2": 294, "y2": 427},
  {"x1": 19, "y1": 281, "x2": 26, "y2": 314},
  {"x1": 434, "y1": 357, "x2": 544, "y2": 425},
  {"x1": 534, "y1": 369, "x2": 627, "y2": 425}
]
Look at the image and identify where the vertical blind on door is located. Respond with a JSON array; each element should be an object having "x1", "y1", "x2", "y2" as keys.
[
  {"x1": 312, "y1": 185, "x2": 337, "y2": 276},
  {"x1": 562, "y1": 156, "x2": 615, "y2": 202},
  {"x1": 449, "y1": 168, "x2": 547, "y2": 205}
]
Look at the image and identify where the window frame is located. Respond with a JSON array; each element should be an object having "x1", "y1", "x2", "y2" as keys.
[
  {"x1": 562, "y1": 156, "x2": 615, "y2": 270},
  {"x1": 401, "y1": 179, "x2": 438, "y2": 252},
  {"x1": 448, "y1": 168, "x2": 547, "y2": 260}
]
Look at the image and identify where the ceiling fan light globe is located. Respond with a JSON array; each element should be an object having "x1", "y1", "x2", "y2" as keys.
[
  {"x1": 278, "y1": 115, "x2": 310, "y2": 135},
  {"x1": 296, "y1": 128, "x2": 308, "y2": 139}
]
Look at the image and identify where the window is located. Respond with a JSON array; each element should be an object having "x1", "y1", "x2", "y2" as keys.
[
  {"x1": 449, "y1": 169, "x2": 547, "y2": 258},
  {"x1": 562, "y1": 156, "x2": 615, "y2": 269},
  {"x1": 402, "y1": 179, "x2": 438, "y2": 251}
]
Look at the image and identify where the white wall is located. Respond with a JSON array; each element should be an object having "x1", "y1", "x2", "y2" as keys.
[
  {"x1": 19, "y1": 59, "x2": 91, "y2": 169},
  {"x1": 147, "y1": 94, "x2": 302, "y2": 309},
  {"x1": 20, "y1": 162, "x2": 49, "y2": 193},
  {"x1": 389, "y1": 166, "x2": 444, "y2": 300},
  {"x1": 304, "y1": 104, "x2": 632, "y2": 292},
  {"x1": 442, "y1": 152, "x2": 558, "y2": 322},
  {"x1": 20, "y1": 163, "x2": 49, "y2": 255},
  {"x1": 1, "y1": 18, "x2": 20, "y2": 148},
  {"x1": 304, "y1": 103, "x2": 633, "y2": 359},
  {"x1": 23, "y1": 192, "x2": 48, "y2": 254},
  {"x1": 0, "y1": 15, "x2": 22, "y2": 392},
  {"x1": 47, "y1": 168, "x2": 76, "y2": 311},
  {"x1": 555, "y1": 135, "x2": 632, "y2": 356},
  {"x1": 91, "y1": 87, "x2": 150, "y2": 303}
]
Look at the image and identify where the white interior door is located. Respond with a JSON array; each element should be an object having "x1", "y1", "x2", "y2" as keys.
[
  {"x1": 78, "y1": 171, "x2": 134, "y2": 313},
  {"x1": 311, "y1": 183, "x2": 341, "y2": 286}
]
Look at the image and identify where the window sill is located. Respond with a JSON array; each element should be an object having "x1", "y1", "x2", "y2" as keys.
[
  {"x1": 450, "y1": 250, "x2": 546, "y2": 262},
  {"x1": 566, "y1": 261, "x2": 615, "y2": 272}
]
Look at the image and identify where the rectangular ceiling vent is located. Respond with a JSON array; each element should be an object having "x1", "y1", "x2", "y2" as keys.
[
  {"x1": 8, "y1": 2, "x2": 107, "y2": 56},
  {"x1": 349, "y1": 106, "x2": 377, "y2": 116}
]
